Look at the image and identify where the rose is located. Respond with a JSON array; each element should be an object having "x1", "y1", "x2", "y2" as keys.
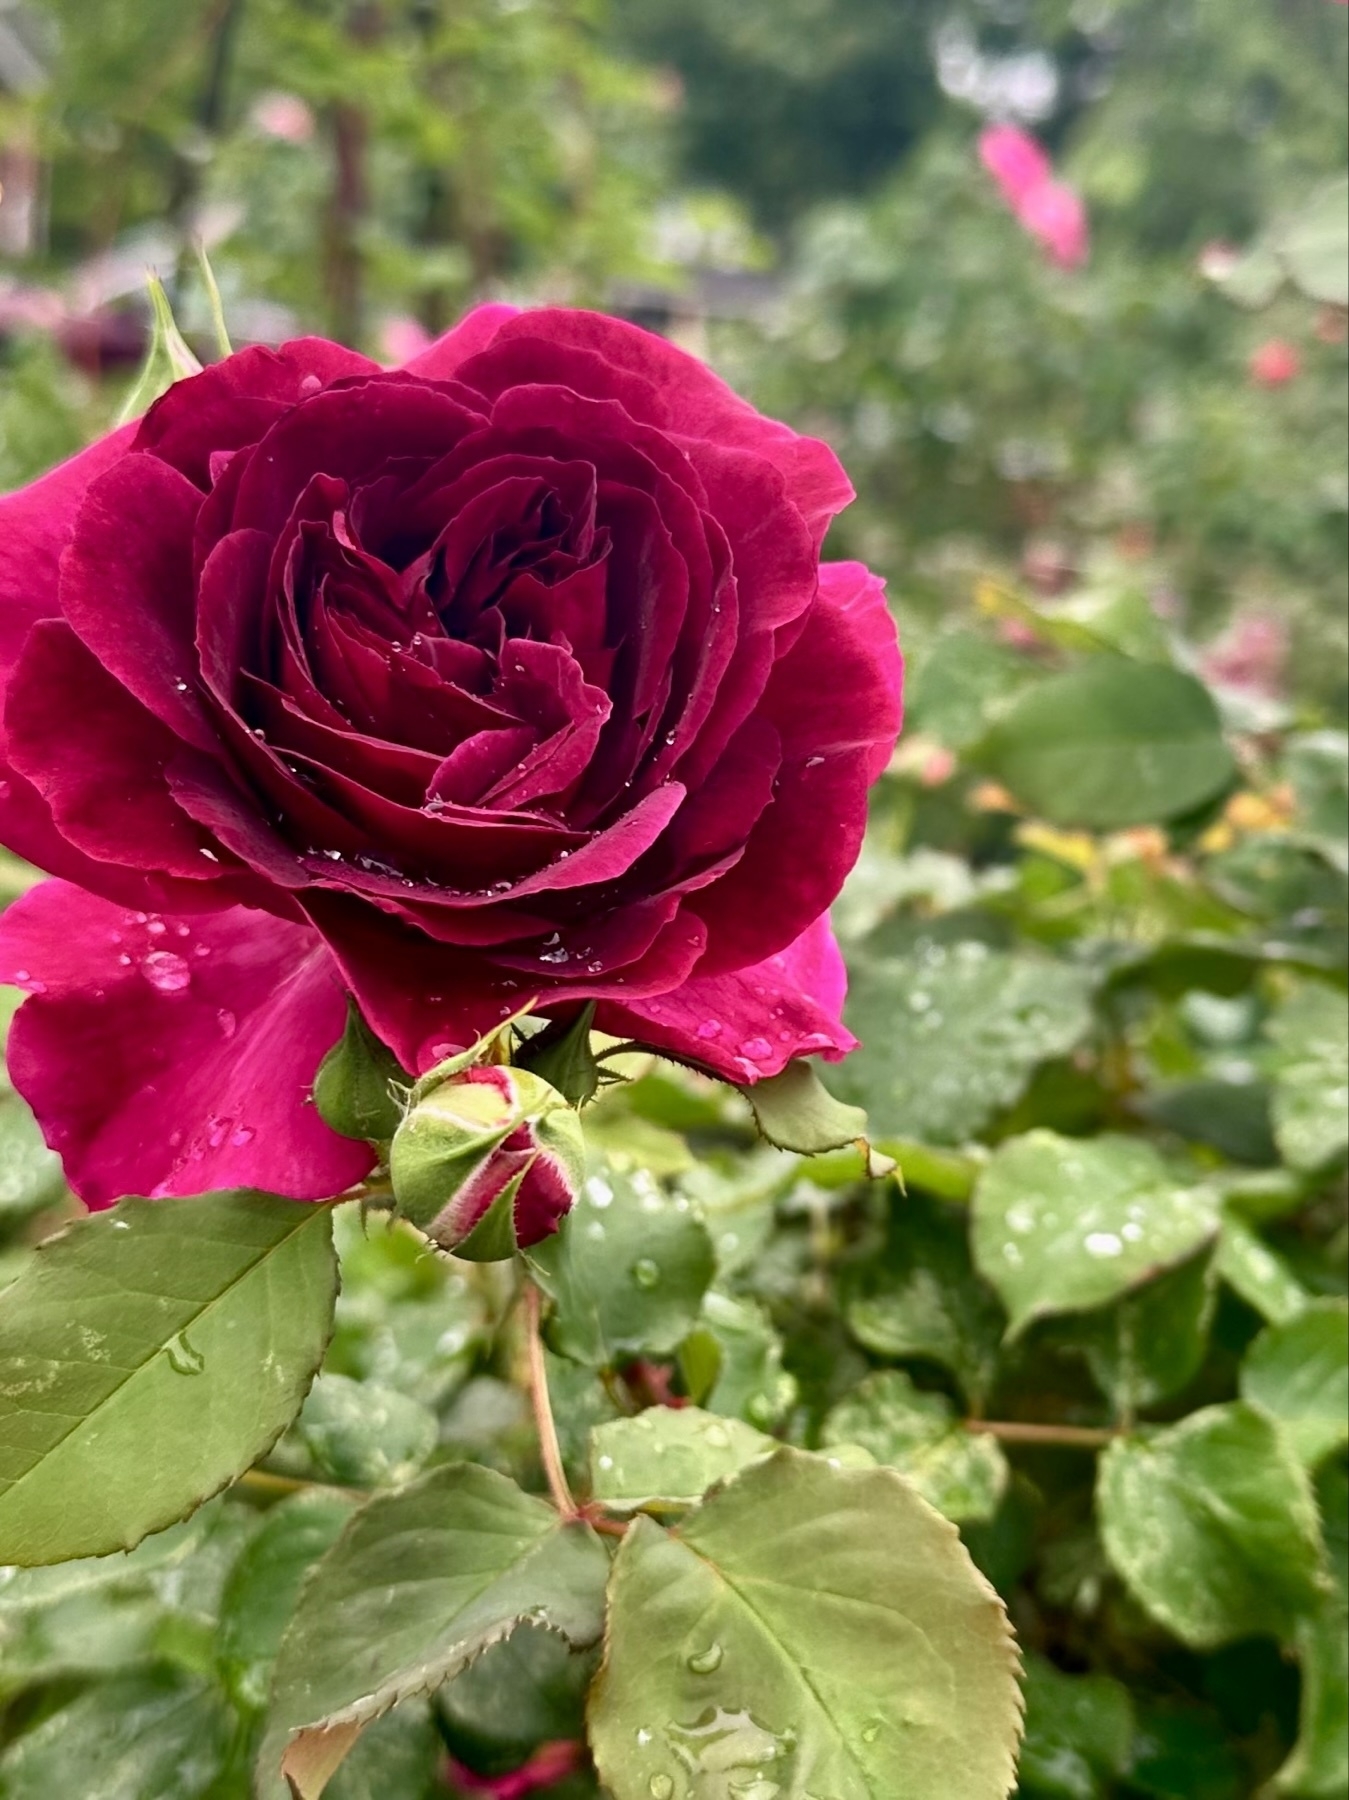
[{"x1": 0, "y1": 305, "x2": 901, "y2": 1208}]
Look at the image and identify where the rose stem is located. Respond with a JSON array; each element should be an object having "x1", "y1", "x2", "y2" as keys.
[
  {"x1": 966, "y1": 1420, "x2": 1119, "y2": 1450},
  {"x1": 524, "y1": 1281, "x2": 580, "y2": 1518}
]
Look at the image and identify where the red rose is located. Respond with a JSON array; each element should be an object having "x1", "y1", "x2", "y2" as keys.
[{"x1": 0, "y1": 307, "x2": 900, "y2": 1206}]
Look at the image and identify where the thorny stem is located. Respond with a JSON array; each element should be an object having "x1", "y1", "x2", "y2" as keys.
[
  {"x1": 967, "y1": 1419, "x2": 1120, "y2": 1450},
  {"x1": 524, "y1": 1282, "x2": 580, "y2": 1519}
]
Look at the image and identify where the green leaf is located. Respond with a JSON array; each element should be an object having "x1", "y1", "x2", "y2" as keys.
[
  {"x1": 589, "y1": 1406, "x2": 777, "y2": 1515},
  {"x1": 1279, "y1": 175, "x2": 1349, "y2": 307},
  {"x1": 1275, "y1": 1592, "x2": 1349, "y2": 1798},
  {"x1": 1216, "y1": 1216, "x2": 1310, "y2": 1324},
  {"x1": 0, "y1": 1190, "x2": 338, "y2": 1565},
  {"x1": 216, "y1": 1491, "x2": 357, "y2": 1712},
  {"x1": 1267, "y1": 983, "x2": 1349, "y2": 1173},
  {"x1": 844, "y1": 1188, "x2": 1006, "y2": 1406},
  {"x1": 832, "y1": 943, "x2": 1095, "y2": 1145},
  {"x1": 1275, "y1": 1465, "x2": 1348, "y2": 1798},
  {"x1": 1078, "y1": 1245, "x2": 1218, "y2": 1410},
  {"x1": 822, "y1": 1371, "x2": 1008, "y2": 1524},
  {"x1": 590, "y1": 1448, "x2": 1023, "y2": 1800},
  {"x1": 1241, "y1": 1301, "x2": 1349, "y2": 1469},
  {"x1": 525, "y1": 1161, "x2": 714, "y2": 1368},
  {"x1": 117, "y1": 274, "x2": 203, "y2": 425},
  {"x1": 971, "y1": 1132, "x2": 1219, "y2": 1338},
  {"x1": 906, "y1": 628, "x2": 1040, "y2": 751},
  {"x1": 259, "y1": 1462, "x2": 609, "y2": 1800},
  {"x1": 980, "y1": 661, "x2": 1235, "y2": 829},
  {"x1": 289, "y1": 1372, "x2": 439, "y2": 1488},
  {"x1": 690, "y1": 1289, "x2": 798, "y2": 1429},
  {"x1": 0, "y1": 1667, "x2": 235, "y2": 1800},
  {"x1": 1017, "y1": 1656, "x2": 1134, "y2": 1800},
  {"x1": 0, "y1": 1504, "x2": 245, "y2": 1701},
  {"x1": 326, "y1": 1706, "x2": 444, "y2": 1800},
  {"x1": 437, "y1": 1623, "x2": 596, "y2": 1775},
  {"x1": 1128, "y1": 1703, "x2": 1245, "y2": 1800},
  {"x1": 1097, "y1": 1403, "x2": 1327, "y2": 1649},
  {"x1": 741, "y1": 1059, "x2": 891, "y2": 1173}
]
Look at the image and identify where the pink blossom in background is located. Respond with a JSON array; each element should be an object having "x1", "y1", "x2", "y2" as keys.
[
  {"x1": 377, "y1": 313, "x2": 434, "y2": 367},
  {"x1": 979, "y1": 124, "x2": 1089, "y2": 269},
  {"x1": 979, "y1": 124, "x2": 1053, "y2": 205},
  {"x1": 251, "y1": 91, "x2": 316, "y2": 144},
  {"x1": 1249, "y1": 339, "x2": 1302, "y2": 387},
  {"x1": 448, "y1": 1741, "x2": 583, "y2": 1797},
  {"x1": 1200, "y1": 613, "x2": 1289, "y2": 701}
]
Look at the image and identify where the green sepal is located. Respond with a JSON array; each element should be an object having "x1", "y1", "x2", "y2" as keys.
[
  {"x1": 514, "y1": 1003, "x2": 600, "y2": 1106},
  {"x1": 313, "y1": 1001, "x2": 410, "y2": 1144}
]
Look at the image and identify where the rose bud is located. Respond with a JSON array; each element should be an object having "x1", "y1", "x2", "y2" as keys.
[{"x1": 390, "y1": 1064, "x2": 583, "y2": 1261}]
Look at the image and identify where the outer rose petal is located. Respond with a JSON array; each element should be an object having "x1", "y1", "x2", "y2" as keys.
[
  {"x1": 0, "y1": 423, "x2": 136, "y2": 709},
  {"x1": 0, "y1": 881, "x2": 372, "y2": 1207},
  {"x1": 401, "y1": 304, "x2": 521, "y2": 381},
  {"x1": 600, "y1": 914, "x2": 856, "y2": 1082},
  {"x1": 819, "y1": 561, "x2": 904, "y2": 778}
]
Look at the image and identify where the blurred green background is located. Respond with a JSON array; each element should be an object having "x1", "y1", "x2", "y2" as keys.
[{"x1": 1, "y1": 0, "x2": 1346, "y2": 710}]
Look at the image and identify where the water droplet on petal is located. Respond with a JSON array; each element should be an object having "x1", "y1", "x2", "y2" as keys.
[
  {"x1": 141, "y1": 951, "x2": 192, "y2": 993},
  {"x1": 740, "y1": 1037, "x2": 773, "y2": 1062},
  {"x1": 217, "y1": 1009, "x2": 237, "y2": 1038},
  {"x1": 230, "y1": 1126, "x2": 255, "y2": 1147},
  {"x1": 696, "y1": 1020, "x2": 724, "y2": 1041}
]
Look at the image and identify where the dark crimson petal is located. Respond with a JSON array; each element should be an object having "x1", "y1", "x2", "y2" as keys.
[
  {"x1": 599, "y1": 915, "x2": 855, "y2": 1082},
  {"x1": 482, "y1": 309, "x2": 853, "y2": 546},
  {"x1": 135, "y1": 339, "x2": 378, "y2": 488},
  {"x1": 6, "y1": 621, "x2": 239, "y2": 883},
  {"x1": 58, "y1": 453, "x2": 217, "y2": 751},
  {"x1": 0, "y1": 770, "x2": 256, "y2": 916},
  {"x1": 0, "y1": 421, "x2": 135, "y2": 706},
  {"x1": 514, "y1": 1153, "x2": 575, "y2": 1249},
  {"x1": 690, "y1": 564, "x2": 902, "y2": 974},
  {"x1": 305, "y1": 890, "x2": 707, "y2": 1073},
  {"x1": 245, "y1": 674, "x2": 445, "y2": 810},
  {"x1": 454, "y1": 335, "x2": 671, "y2": 434},
  {"x1": 431, "y1": 727, "x2": 540, "y2": 807},
  {"x1": 230, "y1": 380, "x2": 483, "y2": 537},
  {"x1": 400, "y1": 303, "x2": 519, "y2": 379},
  {"x1": 0, "y1": 879, "x2": 372, "y2": 1207}
]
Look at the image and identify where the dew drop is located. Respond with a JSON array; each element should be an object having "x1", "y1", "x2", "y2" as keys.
[
  {"x1": 649, "y1": 1779, "x2": 674, "y2": 1800},
  {"x1": 740, "y1": 1037, "x2": 773, "y2": 1062},
  {"x1": 165, "y1": 1332, "x2": 205, "y2": 1377},
  {"x1": 687, "y1": 1643, "x2": 724, "y2": 1676},
  {"x1": 632, "y1": 1258, "x2": 661, "y2": 1290},
  {"x1": 217, "y1": 1009, "x2": 237, "y2": 1038},
  {"x1": 696, "y1": 1020, "x2": 724, "y2": 1041},
  {"x1": 861, "y1": 1720, "x2": 882, "y2": 1745},
  {"x1": 230, "y1": 1126, "x2": 255, "y2": 1147},
  {"x1": 141, "y1": 951, "x2": 192, "y2": 993},
  {"x1": 1084, "y1": 1231, "x2": 1124, "y2": 1259}
]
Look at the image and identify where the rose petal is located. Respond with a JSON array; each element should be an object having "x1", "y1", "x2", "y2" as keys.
[
  {"x1": 0, "y1": 423, "x2": 136, "y2": 711},
  {"x1": 600, "y1": 914, "x2": 855, "y2": 1081},
  {"x1": 400, "y1": 303, "x2": 520, "y2": 380},
  {"x1": 0, "y1": 880, "x2": 372, "y2": 1206},
  {"x1": 59, "y1": 453, "x2": 216, "y2": 750}
]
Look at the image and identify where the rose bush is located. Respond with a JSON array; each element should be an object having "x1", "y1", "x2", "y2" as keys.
[{"x1": 0, "y1": 306, "x2": 900, "y2": 1208}]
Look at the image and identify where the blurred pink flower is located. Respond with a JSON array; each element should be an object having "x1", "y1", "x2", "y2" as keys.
[
  {"x1": 251, "y1": 91, "x2": 316, "y2": 145},
  {"x1": 378, "y1": 313, "x2": 434, "y2": 367},
  {"x1": 979, "y1": 124, "x2": 1089, "y2": 268},
  {"x1": 1200, "y1": 613, "x2": 1288, "y2": 700},
  {"x1": 448, "y1": 1742, "x2": 583, "y2": 1798},
  {"x1": 1249, "y1": 339, "x2": 1302, "y2": 387},
  {"x1": 980, "y1": 123, "x2": 1053, "y2": 205}
]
